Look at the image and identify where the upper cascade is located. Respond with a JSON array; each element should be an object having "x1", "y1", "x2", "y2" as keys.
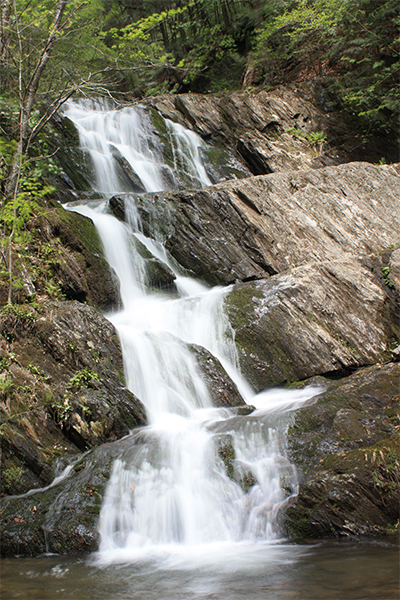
[{"x1": 63, "y1": 99, "x2": 211, "y2": 195}]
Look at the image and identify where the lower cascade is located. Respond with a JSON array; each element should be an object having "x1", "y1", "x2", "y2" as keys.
[{"x1": 64, "y1": 99, "x2": 322, "y2": 563}]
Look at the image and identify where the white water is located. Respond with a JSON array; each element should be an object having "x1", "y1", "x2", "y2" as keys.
[{"x1": 63, "y1": 99, "x2": 323, "y2": 566}]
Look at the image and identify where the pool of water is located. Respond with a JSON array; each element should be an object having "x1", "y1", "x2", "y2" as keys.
[{"x1": 2, "y1": 536, "x2": 398, "y2": 600}]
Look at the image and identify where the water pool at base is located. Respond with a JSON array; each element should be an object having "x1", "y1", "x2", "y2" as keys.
[{"x1": 2, "y1": 536, "x2": 398, "y2": 600}]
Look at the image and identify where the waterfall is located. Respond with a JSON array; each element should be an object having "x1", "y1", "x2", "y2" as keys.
[{"x1": 63, "y1": 99, "x2": 322, "y2": 564}]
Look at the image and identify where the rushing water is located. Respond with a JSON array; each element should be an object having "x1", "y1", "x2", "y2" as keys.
[
  {"x1": 62, "y1": 99, "x2": 325, "y2": 560},
  {"x1": 5, "y1": 99, "x2": 397, "y2": 598}
]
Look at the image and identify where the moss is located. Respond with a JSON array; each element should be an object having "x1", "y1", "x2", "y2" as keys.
[
  {"x1": 150, "y1": 108, "x2": 170, "y2": 136},
  {"x1": 133, "y1": 237, "x2": 154, "y2": 259},
  {"x1": 50, "y1": 116, "x2": 94, "y2": 191},
  {"x1": 150, "y1": 109, "x2": 175, "y2": 169},
  {"x1": 2, "y1": 465, "x2": 24, "y2": 489},
  {"x1": 217, "y1": 437, "x2": 235, "y2": 480},
  {"x1": 224, "y1": 284, "x2": 263, "y2": 331},
  {"x1": 50, "y1": 207, "x2": 103, "y2": 257},
  {"x1": 284, "y1": 507, "x2": 317, "y2": 539}
]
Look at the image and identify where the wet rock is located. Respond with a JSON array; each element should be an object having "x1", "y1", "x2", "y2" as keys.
[
  {"x1": 110, "y1": 147, "x2": 147, "y2": 193},
  {"x1": 109, "y1": 195, "x2": 126, "y2": 221},
  {"x1": 224, "y1": 258, "x2": 397, "y2": 391},
  {"x1": 138, "y1": 163, "x2": 400, "y2": 286},
  {"x1": 145, "y1": 259, "x2": 176, "y2": 292},
  {"x1": 0, "y1": 435, "x2": 132, "y2": 556},
  {"x1": 0, "y1": 301, "x2": 146, "y2": 497},
  {"x1": 234, "y1": 405, "x2": 256, "y2": 416},
  {"x1": 216, "y1": 436, "x2": 257, "y2": 493},
  {"x1": 98, "y1": 196, "x2": 178, "y2": 292},
  {"x1": 144, "y1": 87, "x2": 332, "y2": 174},
  {"x1": 189, "y1": 343, "x2": 244, "y2": 408},
  {"x1": 285, "y1": 363, "x2": 400, "y2": 538},
  {"x1": 146, "y1": 85, "x2": 399, "y2": 167},
  {"x1": 51, "y1": 115, "x2": 95, "y2": 191},
  {"x1": 199, "y1": 146, "x2": 252, "y2": 183},
  {"x1": 45, "y1": 208, "x2": 121, "y2": 311}
]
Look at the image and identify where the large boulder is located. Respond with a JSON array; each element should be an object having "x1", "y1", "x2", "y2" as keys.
[
  {"x1": 224, "y1": 258, "x2": 398, "y2": 391},
  {"x1": 144, "y1": 87, "x2": 340, "y2": 176},
  {"x1": 0, "y1": 301, "x2": 146, "y2": 498},
  {"x1": 0, "y1": 201, "x2": 120, "y2": 311},
  {"x1": 285, "y1": 363, "x2": 400, "y2": 538},
  {"x1": 144, "y1": 86, "x2": 399, "y2": 171},
  {"x1": 136, "y1": 163, "x2": 400, "y2": 286},
  {"x1": 188, "y1": 343, "x2": 244, "y2": 408}
]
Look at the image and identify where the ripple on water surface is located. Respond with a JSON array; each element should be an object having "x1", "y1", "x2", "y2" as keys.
[{"x1": 2, "y1": 537, "x2": 399, "y2": 600}]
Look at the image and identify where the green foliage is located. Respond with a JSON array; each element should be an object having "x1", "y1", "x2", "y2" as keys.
[
  {"x1": 0, "y1": 358, "x2": 8, "y2": 371},
  {"x1": 0, "y1": 187, "x2": 42, "y2": 246},
  {"x1": 27, "y1": 363, "x2": 50, "y2": 382},
  {"x1": 255, "y1": 0, "x2": 399, "y2": 131},
  {"x1": 0, "y1": 303, "x2": 35, "y2": 321},
  {"x1": 0, "y1": 373, "x2": 14, "y2": 397},
  {"x1": 286, "y1": 127, "x2": 326, "y2": 154},
  {"x1": 381, "y1": 266, "x2": 394, "y2": 288},
  {"x1": 2, "y1": 466, "x2": 24, "y2": 488},
  {"x1": 67, "y1": 367, "x2": 102, "y2": 390},
  {"x1": 100, "y1": 0, "x2": 260, "y2": 94},
  {"x1": 50, "y1": 396, "x2": 72, "y2": 422}
]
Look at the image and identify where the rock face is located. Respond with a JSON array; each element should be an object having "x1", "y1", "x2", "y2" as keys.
[
  {"x1": 224, "y1": 258, "x2": 398, "y2": 391},
  {"x1": 136, "y1": 163, "x2": 400, "y2": 286},
  {"x1": 0, "y1": 201, "x2": 120, "y2": 311},
  {"x1": 189, "y1": 343, "x2": 244, "y2": 408},
  {"x1": 143, "y1": 87, "x2": 342, "y2": 177},
  {"x1": 0, "y1": 301, "x2": 146, "y2": 496},
  {"x1": 285, "y1": 363, "x2": 400, "y2": 537},
  {"x1": 0, "y1": 435, "x2": 133, "y2": 556},
  {"x1": 0, "y1": 299, "x2": 148, "y2": 556},
  {"x1": 56, "y1": 85, "x2": 396, "y2": 198}
]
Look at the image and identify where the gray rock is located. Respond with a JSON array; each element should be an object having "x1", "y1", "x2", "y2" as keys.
[
  {"x1": 109, "y1": 194, "x2": 126, "y2": 221},
  {"x1": 0, "y1": 435, "x2": 133, "y2": 556},
  {"x1": 389, "y1": 248, "x2": 400, "y2": 292},
  {"x1": 145, "y1": 258, "x2": 176, "y2": 291},
  {"x1": 110, "y1": 146, "x2": 147, "y2": 193},
  {"x1": 189, "y1": 343, "x2": 244, "y2": 408},
  {"x1": 0, "y1": 301, "x2": 147, "y2": 498},
  {"x1": 138, "y1": 163, "x2": 400, "y2": 286},
  {"x1": 143, "y1": 87, "x2": 343, "y2": 175},
  {"x1": 285, "y1": 363, "x2": 400, "y2": 538},
  {"x1": 224, "y1": 258, "x2": 397, "y2": 391}
]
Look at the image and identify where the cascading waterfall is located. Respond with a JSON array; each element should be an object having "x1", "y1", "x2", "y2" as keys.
[{"x1": 63, "y1": 99, "x2": 322, "y2": 564}]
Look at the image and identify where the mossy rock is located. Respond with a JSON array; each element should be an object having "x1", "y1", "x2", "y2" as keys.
[
  {"x1": 285, "y1": 363, "x2": 400, "y2": 538},
  {"x1": 50, "y1": 115, "x2": 94, "y2": 191},
  {"x1": 215, "y1": 435, "x2": 257, "y2": 493},
  {"x1": 145, "y1": 258, "x2": 177, "y2": 292},
  {"x1": 0, "y1": 440, "x2": 118, "y2": 556},
  {"x1": 0, "y1": 301, "x2": 147, "y2": 501}
]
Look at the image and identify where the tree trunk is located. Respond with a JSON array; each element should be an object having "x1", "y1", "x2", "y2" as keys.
[
  {"x1": 0, "y1": 0, "x2": 12, "y2": 91},
  {"x1": 5, "y1": 0, "x2": 68, "y2": 199}
]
